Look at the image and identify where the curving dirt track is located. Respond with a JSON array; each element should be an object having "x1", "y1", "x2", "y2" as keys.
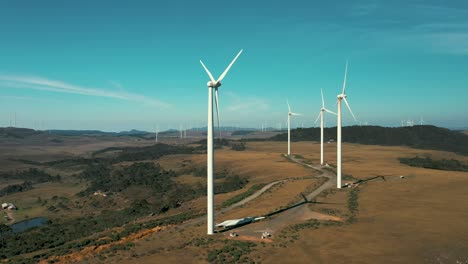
[
  {"x1": 184, "y1": 155, "x2": 339, "y2": 238},
  {"x1": 222, "y1": 156, "x2": 338, "y2": 238}
]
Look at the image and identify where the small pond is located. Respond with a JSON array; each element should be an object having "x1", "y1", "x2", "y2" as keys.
[{"x1": 11, "y1": 217, "x2": 48, "y2": 233}]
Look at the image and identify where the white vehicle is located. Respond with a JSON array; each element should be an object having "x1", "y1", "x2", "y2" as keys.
[{"x1": 261, "y1": 231, "x2": 271, "y2": 239}]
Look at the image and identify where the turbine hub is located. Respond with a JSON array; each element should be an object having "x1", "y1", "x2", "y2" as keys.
[
  {"x1": 337, "y1": 94, "x2": 346, "y2": 99},
  {"x1": 207, "y1": 81, "x2": 221, "y2": 88}
]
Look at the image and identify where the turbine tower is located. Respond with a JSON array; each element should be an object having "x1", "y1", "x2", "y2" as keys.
[
  {"x1": 314, "y1": 88, "x2": 337, "y2": 165},
  {"x1": 155, "y1": 126, "x2": 159, "y2": 143},
  {"x1": 287, "y1": 100, "x2": 302, "y2": 156},
  {"x1": 200, "y1": 49, "x2": 243, "y2": 235},
  {"x1": 336, "y1": 62, "x2": 357, "y2": 189}
]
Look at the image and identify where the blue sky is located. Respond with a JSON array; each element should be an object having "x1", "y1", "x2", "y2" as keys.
[{"x1": 1, "y1": 0, "x2": 467, "y2": 131}]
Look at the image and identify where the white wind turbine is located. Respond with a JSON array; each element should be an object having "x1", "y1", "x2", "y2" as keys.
[
  {"x1": 336, "y1": 62, "x2": 357, "y2": 189},
  {"x1": 155, "y1": 126, "x2": 159, "y2": 143},
  {"x1": 200, "y1": 49, "x2": 243, "y2": 235},
  {"x1": 287, "y1": 100, "x2": 302, "y2": 156},
  {"x1": 314, "y1": 88, "x2": 337, "y2": 165}
]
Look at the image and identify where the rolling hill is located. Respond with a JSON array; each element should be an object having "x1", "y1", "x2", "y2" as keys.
[{"x1": 268, "y1": 125, "x2": 468, "y2": 155}]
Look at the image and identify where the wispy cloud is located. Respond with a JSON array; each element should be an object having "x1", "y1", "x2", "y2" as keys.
[
  {"x1": 224, "y1": 91, "x2": 269, "y2": 112},
  {"x1": 0, "y1": 95, "x2": 47, "y2": 101},
  {"x1": 0, "y1": 75, "x2": 170, "y2": 108},
  {"x1": 350, "y1": 1, "x2": 379, "y2": 17}
]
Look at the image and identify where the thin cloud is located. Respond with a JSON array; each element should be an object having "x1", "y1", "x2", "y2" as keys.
[
  {"x1": 0, "y1": 95, "x2": 47, "y2": 101},
  {"x1": 0, "y1": 75, "x2": 170, "y2": 108},
  {"x1": 224, "y1": 91, "x2": 269, "y2": 112}
]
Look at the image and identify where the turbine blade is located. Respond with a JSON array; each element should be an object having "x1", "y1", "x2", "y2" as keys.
[
  {"x1": 200, "y1": 60, "x2": 216, "y2": 83},
  {"x1": 217, "y1": 49, "x2": 243, "y2": 82},
  {"x1": 343, "y1": 97, "x2": 357, "y2": 121},
  {"x1": 321, "y1": 88, "x2": 325, "y2": 108},
  {"x1": 324, "y1": 108, "x2": 337, "y2": 115},
  {"x1": 314, "y1": 111, "x2": 321, "y2": 124},
  {"x1": 215, "y1": 88, "x2": 221, "y2": 138},
  {"x1": 287, "y1": 99, "x2": 291, "y2": 112},
  {"x1": 342, "y1": 61, "x2": 348, "y2": 94}
]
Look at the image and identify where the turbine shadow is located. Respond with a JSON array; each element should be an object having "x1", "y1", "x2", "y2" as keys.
[
  {"x1": 215, "y1": 193, "x2": 341, "y2": 233},
  {"x1": 352, "y1": 175, "x2": 386, "y2": 185}
]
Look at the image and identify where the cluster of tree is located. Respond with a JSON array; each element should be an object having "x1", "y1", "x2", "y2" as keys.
[
  {"x1": 0, "y1": 181, "x2": 33, "y2": 197},
  {"x1": 231, "y1": 142, "x2": 246, "y2": 151},
  {"x1": 0, "y1": 211, "x2": 200, "y2": 263},
  {"x1": 0, "y1": 127, "x2": 41, "y2": 139},
  {"x1": 0, "y1": 202, "x2": 199, "y2": 260},
  {"x1": 17, "y1": 143, "x2": 202, "y2": 169},
  {"x1": 0, "y1": 168, "x2": 61, "y2": 184},
  {"x1": 0, "y1": 169, "x2": 61, "y2": 197},
  {"x1": 267, "y1": 125, "x2": 468, "y2": 155},
  {"x1": 399, "y1": 156, "x2": 468, "y2": 172},
  {"x1": 0, "y1": 143, "x2": 250, "y2": 261},
  {"x1": 46, "y1": 129, "x2": 148, "y2": 137},
  {"x1": 79, "y1": 161, "x2": 249, "y2": 197},
  {"x1": 78, "y1": 162, "x2": 176, "y2": 194},
  {"x1": 214, "y1": 175, "x2": 249, "y2": 194},
  {"x1": 197, "y1": 138, "x2": 246, "y2": 151},
  {"x1": 115, "y1": 143, "x2": 200, "y2": 161},
  {"x1": 207, "y1": 240, "x2": 257, "y2": 264},
  {"x1": 1, "y1": 160, "x2": 250, "y2": 260},
  {"x1": 231, "y1": 130, "x2": 255, "y2": 136}
]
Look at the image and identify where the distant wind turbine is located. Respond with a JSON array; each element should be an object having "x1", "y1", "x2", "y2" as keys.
[
  {"x1": 287, "y1": 100, "x2": 302, "y2": 156},
  {"x1": 200, "y1": 49, "x2": 243, "y2": 235},
  {"x1": 336, "y1": 62, "x2": 357, "y2": 189},
  {"x1": 155, "y1": 126, "x2": 159, "y2": 143},
  {"x1": 314, "y1": 88, "x2": 337, "y2": 165}
]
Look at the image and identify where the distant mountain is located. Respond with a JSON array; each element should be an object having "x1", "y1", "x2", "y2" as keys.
[
  {"x1": 268, "y1": 125, "x2": 468, "y2": 155},
  {"x1": 48, "y1": 130, "x2": 115, "y2": 136},
  {"x1": 116, "y1": 129, "x2": 149, "y2": 136},
  {"x1": 0, "y1": 127, "x2": 41, "y2": 138},
  {"x1": 48, "y1": 129, "x2": 149, "y2": 136},
  {"x1": 0, "y1": 128, "x2": 152, "y2": 137}
]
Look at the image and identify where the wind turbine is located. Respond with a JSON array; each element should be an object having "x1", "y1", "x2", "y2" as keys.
[
  {"x1": 287, "y1": 100, "x2": 302, "y2": 156},
  {"x1": 336, "y1": 62, "x2": 357, "y2": 189},
  {"x1": 314, "y1": 88, "x2": 337, "y2": 165},
  {"x1": 200, "y1": 49, "x2": 243, "y2": 235},
  {"x1": 155, "y1": 126, "x2": 159, "y2": 143}
]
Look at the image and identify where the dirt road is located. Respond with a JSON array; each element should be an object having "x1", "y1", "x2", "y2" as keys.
[{"x1": 219, "y1": 156, "x2": 338, "y2": 237}]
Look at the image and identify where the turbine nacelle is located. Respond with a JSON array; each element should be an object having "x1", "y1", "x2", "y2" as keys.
[
  {"x1": 207, "y1": 81, "x2": 221, "y2": 88},
  {"x1": 337, "y1": 93, "x2": 346, "y2": 99}
]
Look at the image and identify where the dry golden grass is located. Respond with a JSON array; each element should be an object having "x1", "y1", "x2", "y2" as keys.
[
  {"x1": 219, "y1": 178, "x2": 321, "y2": 220},
  {"x1": 108, "y1": 141, "x2": 468, "y2": 264},
  {"x1": 1, "y1": 182, "x2": 85, "y2": 223}
]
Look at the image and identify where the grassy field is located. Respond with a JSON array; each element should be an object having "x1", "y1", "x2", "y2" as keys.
[
  {"x1": 91, "y1": 141, "x2": 468, "y2": 264},
  {"x1": 2, "y1": 138, "x2": 468, "y2": 263}
]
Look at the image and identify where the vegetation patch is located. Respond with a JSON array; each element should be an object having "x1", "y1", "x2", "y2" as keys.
[
  {"x1": 231, "y1": 142, "x2": 246, "y2": 151},
  {"x1": 399, "y1": 156, "x2": 468, "y2": 172},
  {"x1": 207, "y1": 240, "x2": 257, "y2": 264},
  {"x1": 275, "y1": 219, "x2": 342, "y2": 246},
  {"x1": 221, "y1": 183, "x2": 267, "y2": 208},
  {"x1": 0, "y1": 181, "x2": 33, "y2": 197},
  {"x1": 3, "y1": 211, "x2": 202, "y2": 263},
  {"x1": 0, "y1": 168, "x2": 62, "y2": 196},
  {"x1": 268, "y1": 125, "x2": 468, "y2": 155},
  {"x1": 347, "y1": 187, "x2": 360, "y2": 223},
  {"x1": 231, "y1": 130, "x2": 255, "y2": 136}
]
